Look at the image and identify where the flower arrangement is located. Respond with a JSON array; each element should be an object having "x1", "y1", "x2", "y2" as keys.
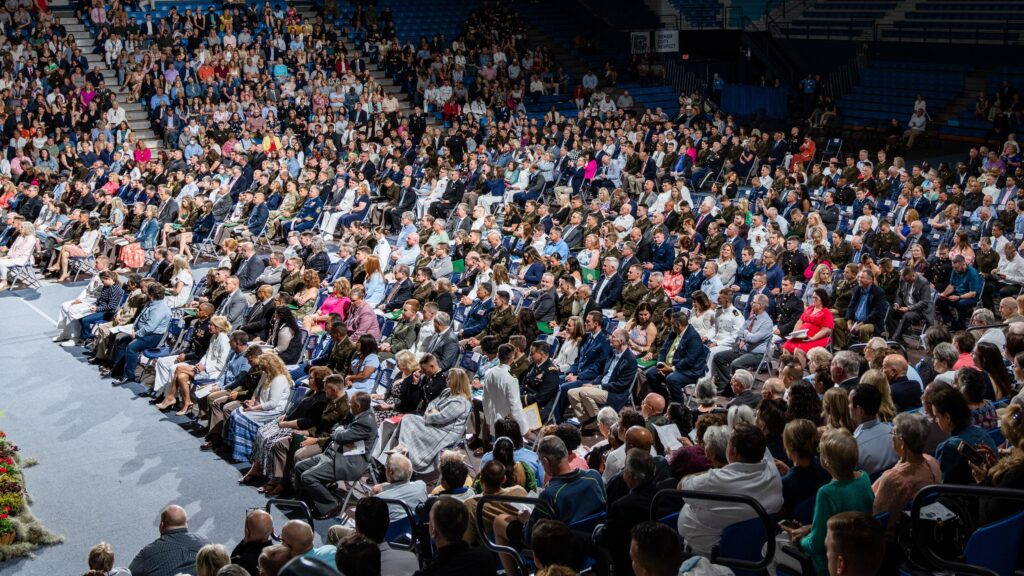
[{"x1": 0, "y1": 429, "x2": 62, "y2": 557}]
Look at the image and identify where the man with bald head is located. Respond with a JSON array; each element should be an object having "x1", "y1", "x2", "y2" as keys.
[
  {"x1": 279, "y1": 519, "x2": 337, "y2": 566},
  {"x1": 129, "y1": 504, "x2": 209, "y2": 576},
  {"x1": 882, "y1": 354, "x2": 922, "y2": 413},
  {"x1": 231, "y1": 509, "x2": 274, "y2": 575},
  {"x1": 605, "y1": 426, "x2": 672, "y2": 505}
]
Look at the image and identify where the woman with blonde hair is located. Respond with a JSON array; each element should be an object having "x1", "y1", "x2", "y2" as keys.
[
  {"x1": 0, "y1": 222, "x2": 37, "y2": 291},
  {"x1": 226, "y1": 353, "x2": 293, "y2": 462},
  {"x1": 164, "y1": 255, "x2": 195, "y2": 308},
  {"x1": 156, "y1": 315, "x2": 234, "y2": 415},
  {"x1": 803, "y1": 263, "x2": 833, "y2": 307},
  {"x1": 303, "y1": 277, "x2": 351, "y2": 332},
  {"x1": 859, "y1": 369, "x2": 897, "y2": 423},
  {"x1": 821, "y1": 387, "x2": 856, "y2": 434},
  {"x1": 195, "y1": 544, "x2": 230, "y2": 576},
  {"x1": 384, "y1": 366, "x2": 473, "y2": 473}
]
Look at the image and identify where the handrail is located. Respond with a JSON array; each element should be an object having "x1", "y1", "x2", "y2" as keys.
[
  {"x1": 475, "y1": 494, "x2": 558, "y2": 576},
  {"x1": 650, "y1": 489, "x2": 776, "y2": 572},
  {"x1": 909, "y1": 484, "x2": 1024, "y2": 576}
]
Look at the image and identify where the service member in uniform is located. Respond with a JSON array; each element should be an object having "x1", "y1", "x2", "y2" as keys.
[
  {"x1": 616, "y1": 264, "x2": 649, "y2": 319},
  {"x1": 522, "y1": 339, "x2": 561, "y2": 423},
  {"x1": 638, "y1": 272, "x2": 671, "y2": 321},
  {"x1": 463, "y1": 289, "x2": 517, "y2": 348}
]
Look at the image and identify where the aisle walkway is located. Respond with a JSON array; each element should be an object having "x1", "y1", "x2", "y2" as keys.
[{"x1": 0, "y1": 281, "x2": 276, "y2": 574}]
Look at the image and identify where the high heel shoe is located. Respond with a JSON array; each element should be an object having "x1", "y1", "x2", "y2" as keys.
[
  {"x1": 175, "y1": 405, "x2": 192, "y2": 416},
  {"x1": 155, "y1": 399, "x2": 175, "y2": 410}
]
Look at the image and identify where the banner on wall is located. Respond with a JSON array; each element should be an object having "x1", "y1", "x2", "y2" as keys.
[
  {"x1": 654, "y1": 30, "x2": 679, "y2": 53},
  {"x1": 630, "y1": 31, "x2": 650, "y2": 54}
]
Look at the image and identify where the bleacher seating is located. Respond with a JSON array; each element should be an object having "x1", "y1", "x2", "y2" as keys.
[
  {"x1": 327, "y1": 0, "x2": 480, "y2": 43},
  {"x1": 513, "y1": 2, "x2": 619, "y2": 73},
  {"x1": 945, "y1": 66, "x2": 1024, "y2": 139},
  {"x1": 777, "y1": 0, "x2": 896, "y2": 38},
  {"x1": 669, "y1": 0, "x2": 723, "y2": 28},
  {"x1": 838, "y1": 61, "x2": 968, "y2": 129},
  {"x1": 884, "y1": 1, "x2": 1023, "y2": 43}
]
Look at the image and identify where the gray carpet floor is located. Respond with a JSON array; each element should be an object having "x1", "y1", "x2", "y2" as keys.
[{"x1": 0, "y1": 279, "x2": 329, "y2": 575}]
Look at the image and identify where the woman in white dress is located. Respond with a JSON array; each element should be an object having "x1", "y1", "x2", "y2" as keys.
[
  {"x1": 155, "y1": 315, "x2": 234, "y2": 415},
  {"x1": 164, "y1": 255, "x2": 195, "y2": 309},
  {"x1": 0, "y1": 222, "x2": 37, "y2": 291},
  {"x1": 226, "y1": 353, "x2": 293, "y2": 463},
  {"x1": 689, "y1": 291, "x2": 717, "y2": 345},
  {"x1": 553, "y1": 316, "x2": 583, "y2": 372}
]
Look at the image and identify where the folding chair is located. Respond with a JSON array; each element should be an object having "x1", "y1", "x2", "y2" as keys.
[
  {"x1": 192, "y1": 223, "x2": 224, "y2": 262},
  {"x1": 8, "y1": 264, "x2": 41, "y2": 289},
  {"x1": 70, "y1": 255, "x2": 97, "y2": 281}
]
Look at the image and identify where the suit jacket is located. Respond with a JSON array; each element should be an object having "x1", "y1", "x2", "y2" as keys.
[
  {"x1": 246, "y1": 202, "x2": 270, "y2": 236},
  {"x1": 562, "y1": 224, "x2": 584, "y2": 250},
  {"x1": 601, "y1": 348, "x2": 639, "y2": 408},
  {"x1": 658, "y1": 326, "x2": 709, "y2": 379},
  {"x1": 531, "y1": 288, "x2": 558, "y2": 323},
  {"x1": 236, "y1": 254, "x2": 266, "y2": 292},
  {"x1": 381, "y1": 278, "x2": 414, "y2": 312},
  {"x1": 571, "y1": 331, "x2": 612, "y2": 382},
  {"x1": 895, "y1": 274, "x2": 936, "y2": 325},
  {"x1": 425, "y1": 329, "x2": 460, "y2": 372},
  {"x1": 324, "y1": 409, "x2": 378, "y2": 480},
  {"x1": 447, "y1": 215, "x2": 472, "y2": 236},
  {"x1": 240, "y1": 298, "x2": 276, "y2": 340},
  {"x1": 217, "y1": 289, "x2": 249, "y2": 327},
  {"x1": 593, "y1": 273, "x2": 624, "y2": 309},
  {"x1": 157, "y1": 198, "x2": 179, "y2": 225},
  {"x1": 845, "y1": 283, "x2": 888, "y2": 328}
]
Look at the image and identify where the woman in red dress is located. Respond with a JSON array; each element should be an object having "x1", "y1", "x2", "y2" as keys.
[{"x1": 783, "y1": 287, "x2": 835, "y2": 368}]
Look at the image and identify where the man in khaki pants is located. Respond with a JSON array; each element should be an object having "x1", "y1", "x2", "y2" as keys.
[{"x1": 567, "y1": 328, "x2": 638, "y2": 427}]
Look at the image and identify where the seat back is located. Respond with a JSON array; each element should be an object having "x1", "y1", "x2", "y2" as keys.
[
  {"x1": 377, "y1": 497, "x2": 419, "y2": 551},
  {"x1": 718, "y1": 516, "x2": 773, "y2": 576},
  {"x1": 964, "y1": 510, "x2": 1024, "y2": 576}
]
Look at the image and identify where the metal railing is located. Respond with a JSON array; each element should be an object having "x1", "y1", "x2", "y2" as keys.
[{"x1": 871, "y1": 22, "x2": 1024, "y2": 46}]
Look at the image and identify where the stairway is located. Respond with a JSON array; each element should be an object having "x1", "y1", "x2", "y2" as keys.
[
  {"x1": 56, "y1": 14, "x2": 163, "y2": 151},
  {"x1": 863, "y1": 0, "x2": 918, "y2": 41}
]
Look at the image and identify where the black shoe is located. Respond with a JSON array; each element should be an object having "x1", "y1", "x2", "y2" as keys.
[{"x1": 313, "y1": 505, "x2": 342, "y2": 521}]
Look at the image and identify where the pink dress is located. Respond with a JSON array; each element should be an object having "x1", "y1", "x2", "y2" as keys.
[
  {"x1": 314, "y1": 295, "x2": 350, "y2": 330},
  {"x1": 783, "y1": 306, "x2": 834, "y2": 353}
]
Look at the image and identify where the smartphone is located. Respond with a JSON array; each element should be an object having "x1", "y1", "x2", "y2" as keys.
[
  {"x1": 778, "y1": 519, "x2": 801, "y2": 531},
  {"x1": 958, "y1": 441, "x2": 985, "y2": 467}
]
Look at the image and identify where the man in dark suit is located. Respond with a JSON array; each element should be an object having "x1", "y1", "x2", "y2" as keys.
[
  {"x1": 644, "y1": 311, "x2": 709, "y2": 404},
  {"x1": 553, "y1": 311, "x2": 611, "y2": 423},
  {"x1": 295, "y1": 391, "x2": 377, "y2": 519},
  {"x1": 390, "y1": 176, "x2": 417, "y2": 231},
  {"x1": 560, "y1": 212, "x2": 584, "y2": 251},
  {"x1": 886, "y1": 268, "x2": 935, "y2": 342},
  {"x1": 446, "y1": 203, "x2": 473, "y2": 236},
  {"x1": 529, "y1": 273, "x2": 558, "y2": 323},
  {"x1": 234, "y1": 242, "x2": 267, "y2": 293},
  {"x1": 648, "y1": 230, "x2": 675, "y2": 272},
  {"x1": 239, "y1": 285, "x2": 276, "y2": 340},
  {"x1": 845, "y1": 268, "x2": 889, "y2": 343},
  {"x1": 592, "y1": 257, "x2": 624, "y2": 310},
  {"x1": 244, "y1": 191, "x2": 270, "y2": 237},
  {"x1": 156, "y1": 187, "x2": 179, "y2": 225},
  {"x1": 882, "y1": 354, "x2": 922, "y2": 412},
  {"x1": 216, "y1": 276, "x2": 249, "y2": 327},
  {"x1": 567, "y1": 328, "x2": 638, "y2": 422},
  {"x1": 512, "y1": 164, "x2": 546, "y2": 206},
  {"x1": 429, "y1": 169, "x2": 466, "y2": 218},
  {"x1": 378, "y1": 265, "x2": 414, "y2": 312}
]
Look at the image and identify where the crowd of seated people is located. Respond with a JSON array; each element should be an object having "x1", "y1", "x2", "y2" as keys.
[{"x1": 6, "y1": 0, "x2": 1024, "y2": 573}]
